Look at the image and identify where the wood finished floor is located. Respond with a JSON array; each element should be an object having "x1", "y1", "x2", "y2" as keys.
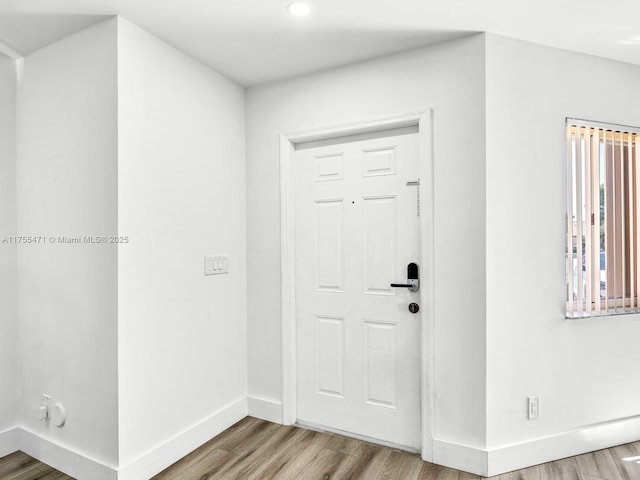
[
  {"x1": 3, "y1": 417, "x2": 640, "y2": 479},
  {"x1": 0, "y1": 450, "x2": 72, "y2": 480}
]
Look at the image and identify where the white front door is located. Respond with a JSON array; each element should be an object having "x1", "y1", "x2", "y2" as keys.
[{"x1": 295, "y1": 131, "x2": 421, "y2": 449}]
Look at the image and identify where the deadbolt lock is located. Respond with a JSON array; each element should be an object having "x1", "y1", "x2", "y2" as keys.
[{"x1": 408, "y1": 303, "x2": 420, "y2": 314}]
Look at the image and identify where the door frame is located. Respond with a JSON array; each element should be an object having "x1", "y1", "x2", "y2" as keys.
[{"x1": 279, "y1": 109, "x2": 435, "y2": 462}]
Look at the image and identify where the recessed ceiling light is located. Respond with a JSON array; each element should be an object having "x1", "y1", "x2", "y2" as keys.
[{"x1": 288, "y1": 1, "x2": 311, "y2": 16}]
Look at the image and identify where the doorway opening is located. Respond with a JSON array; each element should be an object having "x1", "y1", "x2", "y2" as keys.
[{"x1": 279, "y1": 109, "x2": 435, "y2": 461}]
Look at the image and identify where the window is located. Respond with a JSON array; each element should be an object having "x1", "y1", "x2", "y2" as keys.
[{"x1": 566, "y1": 119, "x2": 640, "y2": 317}]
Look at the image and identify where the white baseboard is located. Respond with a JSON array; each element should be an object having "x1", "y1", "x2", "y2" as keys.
[
  {"x1": 433, "y1": 414, "x2": 640, "y2": 477},
  {"x1": 247, "y1": 396, "x2": 283, "y2": 424},
  {"x1": 19, "y1": 428, "x2": 117, "y2": 480},
  {"x1": 432, "y1": 438, "x2": 489, "y2": 477},
  {"x1": 117, "y1": 397, "x2": 247, "y2": 480},
  {"x1": 13, "y1": 401, "x2": 640, "y2": 479},
  {"x1": 487, "y1": 414, "x2": 640, "y2": 476},
  {"x1": 14, "y1": 397, "x2": 247, "y2": 480},
  {"x1": 0, "y1": 427, "x2": 19, "y2": 458}
]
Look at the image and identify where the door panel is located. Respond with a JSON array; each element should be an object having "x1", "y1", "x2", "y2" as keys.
[
  {"x1": 315, "y1": 200, "x2": 344, "y2": 292},
  {"x1": 363, "y1": 196, "x2": 397, "y2": 295},
  {"x1": 315, "y1": 315, "x2": 345, "y2": 398},
  {"x1": 364, "y1": 319, "x2": 397, "y2": 408},
  {"x1": 295, "y1": 131, "x2": 421, "y2": 449}
]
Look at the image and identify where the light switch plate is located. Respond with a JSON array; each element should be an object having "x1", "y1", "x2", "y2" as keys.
[{"x1": 205, "y1": 255, "x2": 229, "y2": 275}]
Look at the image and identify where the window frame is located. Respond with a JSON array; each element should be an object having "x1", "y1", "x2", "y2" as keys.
[{"x1": 565, "y1": 118, "x2": 640, "y2": 318}]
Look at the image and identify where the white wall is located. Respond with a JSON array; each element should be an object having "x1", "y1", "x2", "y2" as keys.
[
  {"x1": 486, "y1": 34, "x2": 640, "y2": 466},
  {"x1": 0, "y1": 54, "x2": 18, "y2": 440},
  {"x1": 9, "y1": 19, "x2": 640, "y2": 476},
  {"x1": 246, "y1": 35, "x2": 488, "y2": 449},
  {"x1": 16, "y1": 18, "x2": 119, "y2": 467},
  {"x1": 116, "y1": 17, "x2": 247, "y2": 469}
]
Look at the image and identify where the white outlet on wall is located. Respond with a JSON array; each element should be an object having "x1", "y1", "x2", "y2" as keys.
[
  {"x1": 528, "y1": 396, "x2": 540, "y2": 420},
  {"x1": 39, "y1": 394, "x2": 51, "y2": 421}
]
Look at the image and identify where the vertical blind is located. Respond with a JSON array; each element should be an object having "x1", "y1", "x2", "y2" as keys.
[{"x1": 566, "y1": 122, "x2": 640, "y2": 317}]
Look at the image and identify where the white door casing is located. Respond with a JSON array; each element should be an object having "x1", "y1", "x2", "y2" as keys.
[{"x1": 280, "y1": 109, "x2": 434, "y2": 461}]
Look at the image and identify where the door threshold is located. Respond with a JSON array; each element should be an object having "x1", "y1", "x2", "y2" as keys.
[{"x1": 295, "y1": 419, "x2": 420, "y2": 454}]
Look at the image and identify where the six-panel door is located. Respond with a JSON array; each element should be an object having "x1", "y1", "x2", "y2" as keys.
[{"x1": 295, "y1": 131, "x2": 421, "y2": 449}]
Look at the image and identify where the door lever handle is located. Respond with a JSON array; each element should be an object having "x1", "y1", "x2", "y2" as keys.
[
  {"x1": 390, "y1": 263, "x2": 420, "y2": 292},
  {"x1": 390, "y1": 279, "x2": 419, "y2": 292}
]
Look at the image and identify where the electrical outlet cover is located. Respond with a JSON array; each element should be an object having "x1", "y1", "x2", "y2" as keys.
[{"x1": 527, "y1": 396, "x2": 540, "y2": 419}]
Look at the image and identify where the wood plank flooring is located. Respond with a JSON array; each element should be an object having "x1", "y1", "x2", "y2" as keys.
[
  {"x1": 3, "y1": 417, "x2": 640, "y2": 479},
  {"x1": 0, "y1": 451, "x2": 72, "y2": 480},
  {"x1": 151, "y1": 417, "x2": 640, "y2": 480}
]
